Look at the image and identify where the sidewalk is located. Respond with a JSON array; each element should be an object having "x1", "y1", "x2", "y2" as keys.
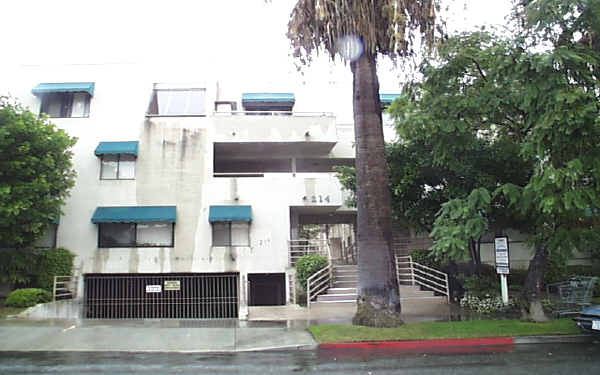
[
  {"x1": 1, "y1": 301, "x2": 593, "y2": 353},
  {"x1": 0, "y1": 319, "x2": 317, "y2": 352}
]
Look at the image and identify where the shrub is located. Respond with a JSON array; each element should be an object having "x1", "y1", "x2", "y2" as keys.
[
  {"x1": 296, "y1": 254, "x2": 328, "y2": 290},
  {"x1": 410, "y1": 248, "x2": 442, "y2": 269},
  {"x1": 460, "y1": 293, "x2": 515, "y2": 314},
  {"x1": 5, "y1": 288, "x2": 52, "y2": 308},
  {"x1": 460, "y1": 273, "x2": 498, "y2": 297},
  {"x1": 36, "y1": 248, "x2": 75, "y2": 291},
  {"x1": 508, "y1": 269, "x2": 528, "y2": 293},
  {"x1": 0, "y1": 248, "x2": 40, "y2": 285}
]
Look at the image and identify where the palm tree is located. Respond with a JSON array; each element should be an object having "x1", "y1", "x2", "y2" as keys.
[{"x1": 288, "y1": 0, "x2": 438, "y2": 327}]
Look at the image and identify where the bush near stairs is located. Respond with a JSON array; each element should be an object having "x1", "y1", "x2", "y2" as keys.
[{"x1": 296, "y1": 254, "x2": 328, "y2": 290}]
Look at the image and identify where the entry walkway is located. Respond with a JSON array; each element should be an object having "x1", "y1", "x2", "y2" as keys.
[{"x1": 248, "y1": 298, "x2": 452, "y2": 325}]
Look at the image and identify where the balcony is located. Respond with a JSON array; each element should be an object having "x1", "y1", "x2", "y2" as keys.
[{"x1": 212, "y1": 111, "x2": 337, "y2": 147}]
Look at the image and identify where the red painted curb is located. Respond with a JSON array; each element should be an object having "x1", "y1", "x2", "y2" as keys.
[{"x1": 320, "y1": 337, "x2": 515, "y2": 350}]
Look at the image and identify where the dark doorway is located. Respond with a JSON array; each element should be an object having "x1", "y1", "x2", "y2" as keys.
[{"x1": 248, "y1": 273, "x2": 285, "y2": 306}]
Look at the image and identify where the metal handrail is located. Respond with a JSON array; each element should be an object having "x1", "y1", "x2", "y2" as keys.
[
  {"x1": 53, "y1": 275, "x2": 75, "y2": 301},
  {"x1": 396, "y1": 255, "x2": 450, "y2": 303},
  {"x1": 288, "y1": 239, "x2": 329, "y2": 267},
  {"x1": 306, "y1": 240, "x2": 333, "y2": 309}
]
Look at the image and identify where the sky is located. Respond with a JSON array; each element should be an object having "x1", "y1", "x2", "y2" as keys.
[{"x1": 0, "y1": 0, "x2": 514, "y2": 90}]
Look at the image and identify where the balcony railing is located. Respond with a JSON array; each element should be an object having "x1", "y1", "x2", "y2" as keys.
[{"x1": 214, "y1": 111, "x2": 334, "y2": 117}]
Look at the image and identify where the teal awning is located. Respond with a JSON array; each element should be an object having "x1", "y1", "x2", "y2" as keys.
[
  {"x1": 242, "y1": 93, "x2": 295, "y2": 103},
  {"x1": 94, "y1": 141, "x2": 139, "y2": 157},
  {"x1": 379, "y1": 93, "x2": 401, "y2": 105},
  {"x1": 32, "y1": 82, "x2": 95, "y2": 96},
  {"x1": 209, "y1": 206, "x2": 252, "y2": 223},
  {"x1": 91, "y1": 206, "x2": 176, "y2": 223}
]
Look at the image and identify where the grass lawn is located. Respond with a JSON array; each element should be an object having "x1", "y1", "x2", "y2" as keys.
[
  {"x1": 592, "y1": 297, "x2": 600, "y2": 304},
  {"x1": 309, "y1": 319, "x2": 580, "y2": 343}
]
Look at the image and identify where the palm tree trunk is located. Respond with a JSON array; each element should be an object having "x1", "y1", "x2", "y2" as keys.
[{"x1": 350, "y1": 51, "x2": 402, "y2": 327}]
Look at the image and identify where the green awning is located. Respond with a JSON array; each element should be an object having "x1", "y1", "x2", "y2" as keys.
[
  {"x1": 379, "y1": 93, "x2": 401, "y2": 105},
  {"x1": 242, "y1": 93, "x2": 295, "y2": 103},
  {"x1": 209, "y1": 206, "x2": 252, "y2": 223},
  {"x1": 94, "y1": 141, "x2": 139, "y2": 157},
  {"x1": 32, "y1": 82, "x2": 95, "y2": 96},
  {"x1": 91, "y1": 206, "x2": 176, "y2": 223}
]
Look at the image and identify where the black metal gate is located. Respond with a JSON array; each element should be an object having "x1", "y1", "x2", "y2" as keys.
[{"x1": 84, "y1": 273, "x2": 238, "y2": 319}]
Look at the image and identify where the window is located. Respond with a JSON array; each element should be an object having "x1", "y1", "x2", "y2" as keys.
[
  {"x1": 98, "y1": 222, "x2": 174, "y2": 248},
  {"x1": 100, "y1": 154, "x2": 136, "y2": 180},
  {"x1": 34, "y1": 224, "x2": 58, "y2": 249},
  {"x1": 147, "y1": 85, "x2": 206, "y2": 116},
  {"x1": 212, "y1": 222, "x2": 250, "y2": 246},
  {"x1": 41, "y1": 92, "x2": 90, "y2": 118}
]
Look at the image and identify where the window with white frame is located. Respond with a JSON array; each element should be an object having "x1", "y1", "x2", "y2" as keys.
[
  {"x1": 41, "y1": 92, "x2": 90, "y2": 118},
  {"x1": 212, "y1": 222, "x2": 250, "y2": 246},
  {"x1": 100, "y1": 154, "x2": 136, "y2": 180},
  {"x1": 98, "y1": 222, "x2": 174, "y2": 248},
  {"x1": 147, "y1": 85, "x2": 206, "y2": 116}
]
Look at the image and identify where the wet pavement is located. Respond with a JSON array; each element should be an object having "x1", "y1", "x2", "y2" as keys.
[
  {"x1": 1, "y1": 342, "x2": 599, "y2": 374},
  {"x1": 0, "y1": 318, "x2": 316, "y2": 352}
]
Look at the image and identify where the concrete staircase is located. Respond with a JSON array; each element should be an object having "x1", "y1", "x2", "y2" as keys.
[
  {"x1": 313, "y1": 263, "x2": 447, "y2": 305},
  {"x1": 315, "y1": 264, "x2": 358, "y2": 304}
]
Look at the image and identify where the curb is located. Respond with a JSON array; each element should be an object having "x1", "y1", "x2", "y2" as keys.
[{"x1": 319, "y1": 335, "x2": 595, "y2": 351}]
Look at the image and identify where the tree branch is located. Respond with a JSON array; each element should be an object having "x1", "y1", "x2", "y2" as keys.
[{"x1": 471, "y1": 58, "x2": 487, "y2": 81}]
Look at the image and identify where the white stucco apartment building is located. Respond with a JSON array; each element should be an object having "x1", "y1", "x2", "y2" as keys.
[{"x1": 5, "y1": 63, "x2": 387, "y2": 319}]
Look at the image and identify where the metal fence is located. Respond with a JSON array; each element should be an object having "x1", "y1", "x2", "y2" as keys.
[
  {"x1": 288, "y1": 239, "x2": 329, "y2": 266},
  {"x1": 84, "y1": 273, "x2": 238, "y2": 319}
]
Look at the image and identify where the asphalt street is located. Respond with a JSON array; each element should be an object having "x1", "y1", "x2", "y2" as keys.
[{"x1": 1, "y1": 342, "x2": 600, "y2": 374}]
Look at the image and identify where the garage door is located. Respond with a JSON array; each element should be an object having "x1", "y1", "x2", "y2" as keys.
[{"x1": 84, "y1": 273, "x2": 238, "y2": 319}]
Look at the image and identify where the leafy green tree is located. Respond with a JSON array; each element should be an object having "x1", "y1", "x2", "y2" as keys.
[
  {"x1": 335, "y1": 135, "x2": 531, "y2": 271},
  {"x1": 396, "y1": 0, "x2": 600, "y2": 321},
  {"x1": 0, "y1": 97, "x2": 77, "y2": 248},
  {"x1": 288, "y1": 0, "x2": 438, "y2": 327}
]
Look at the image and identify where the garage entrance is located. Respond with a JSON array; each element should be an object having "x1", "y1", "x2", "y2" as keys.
[
  {"x1": 248, "y1": 273, "x2": 286, "y2": 306},
  {"x1": 84, "y1": 273, "x2": 238, "y2": 319}
]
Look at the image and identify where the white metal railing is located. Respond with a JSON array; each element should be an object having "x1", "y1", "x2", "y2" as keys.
[
  {"x1": 53, "y1": 276, "x2": 75, "y2": 301},
  {"x1": 213, "y1": 110, "x2": 334, "y2": 117},
  {"x1": 288, "y1": 239, "x2": 329, "y2": 267},
  {"x1": 306, "y1": 242, "x2": 333, "y2": 309},
  {"x1": 396, "y1": 255, "x2": 450, "y2": 303}
]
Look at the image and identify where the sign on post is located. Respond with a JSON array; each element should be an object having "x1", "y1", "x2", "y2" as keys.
[
  {"x1": 494, "y1": 237, "x2": 510, "y2": 274},
  {"x1": 494, "y1": 236, "x2": 510, "y2": 304}
]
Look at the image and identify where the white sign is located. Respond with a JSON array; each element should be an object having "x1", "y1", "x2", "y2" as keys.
[
  {"x1": 146, "y1": 285, "x2": 162, "y2": 293},
  {"x1": 494, "y1": 236, "x2": 510, "y2": 275},
  {"x1": 164, "y1": 280, "x2": 180, "y2": 291},
  {"x1": 494, "y1": 237, "x2": 508, "y2": 251},
  {"x1": 593, "y1": 320, "x2": 600, "y2": 331},
  {"x1": 496, "y1": 253, "x2": 509, "y2": 264}
]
